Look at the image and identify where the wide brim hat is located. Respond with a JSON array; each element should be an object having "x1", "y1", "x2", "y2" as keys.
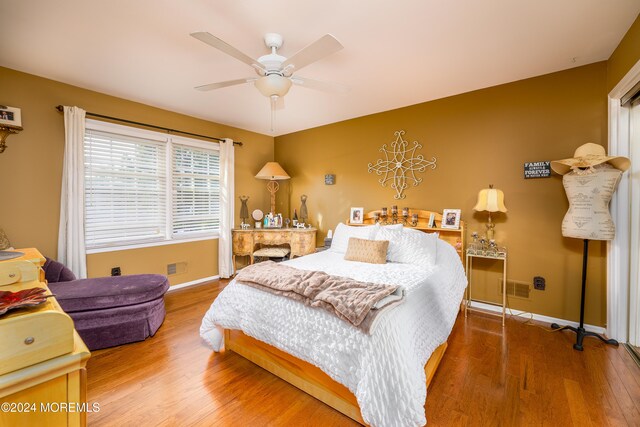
[{"x1": 550, "y1": 143, "x2": 630, "y2": 175}]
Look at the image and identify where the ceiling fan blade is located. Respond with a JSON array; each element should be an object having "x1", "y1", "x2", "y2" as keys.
[
  {"x1": 191, "y1": 32, "x2": 265, "y2": 71},
  {"x1": 291, "y1": 76, "x2": 349, "y2": 93},
  {"x1": 282, "y1": 34, "x2": 343, "y2": 72},
  {"x1": 195, "y1": 78, "x2": 256, "y2": 91}
]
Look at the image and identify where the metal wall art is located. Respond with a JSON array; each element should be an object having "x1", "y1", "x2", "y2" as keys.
[{"x1": 367, "y1": 130, "x2": 436, "y2": 199}]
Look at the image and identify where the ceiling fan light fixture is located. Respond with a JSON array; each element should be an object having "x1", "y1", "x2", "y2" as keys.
[
  {"x1": 191, "y1": 31, "x2": 345, "y2": 132},
  {"x1": 255, "y1": 74, "x2": 292, "y2": 97}
]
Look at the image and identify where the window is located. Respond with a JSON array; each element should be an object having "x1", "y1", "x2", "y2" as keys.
[
  {"x1": 84, "y1": 120, "x2": 220, "y2": 251},
  {"x1": 172, "y1": 143, "x2": 220, "y2": 235}
]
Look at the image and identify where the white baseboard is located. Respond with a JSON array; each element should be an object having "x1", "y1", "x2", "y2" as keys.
[
  {"x1": 167, "y1": 275, "x2": 219, "y2": 292},
  {"x1": 468, "y1": 301, "x2": 607, "y2": 335}
]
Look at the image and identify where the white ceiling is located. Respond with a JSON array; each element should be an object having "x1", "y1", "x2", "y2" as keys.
[{"x1": 1, "y1": 1, "x2": 639, "y2": 136}]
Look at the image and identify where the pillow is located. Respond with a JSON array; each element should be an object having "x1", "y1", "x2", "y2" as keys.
[
  {"x1": 330, "y1": 223, "x2": 380, "y2": 253},
  {"x1": 381, "y1": 224, "x2": 403, "y2": 231},
  {"x1": 374, "y1": 226, "x2": 404, "y2": 260},
  {"x1": 396, "y1": 229, "x2": 439, "y2": 268},
  {"x1": 376, "y1": 227, "x2": 438, "y2": 267},
  {"x1": 344, "y1": 238, "x2": 389, "y2": 264},
  {"x1": 0, "y1": 228, "x2": 10, "y2": 250}
]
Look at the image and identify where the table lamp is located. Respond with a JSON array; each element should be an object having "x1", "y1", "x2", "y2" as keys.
[
  {"x1": 473, "y1": 184, "x2": 507, "y2": 240},
  {"x1": 255, "y1": 162, "x2": 290, "y2": 214}
]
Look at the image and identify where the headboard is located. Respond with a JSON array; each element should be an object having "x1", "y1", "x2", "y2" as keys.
[{"x1": 347, "y1": 209, "x2": 465, "y2": 264}]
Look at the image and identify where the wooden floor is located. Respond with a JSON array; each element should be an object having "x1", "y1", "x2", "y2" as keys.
[{"x1": 87, "y1": 281, "x2": 640, "y2": 426}]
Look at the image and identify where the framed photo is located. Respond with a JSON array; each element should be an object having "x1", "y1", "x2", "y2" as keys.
[
  {"x1": 350, "y1": 207, "x2": 364, "y2": 224},
  {"x1": 441, "y1": 209, "x2": 461, "y2": 229},
  {"x1": 0, "y1": 105, "x2": 22, "y2": 128}
]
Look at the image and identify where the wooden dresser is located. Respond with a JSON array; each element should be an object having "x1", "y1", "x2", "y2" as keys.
[
  {"x1": 232, "y1": 228, "x2": 317, "y2": 271},
  {"x1": 0, "y1": 250, "x2": 90, "y2": 427}
]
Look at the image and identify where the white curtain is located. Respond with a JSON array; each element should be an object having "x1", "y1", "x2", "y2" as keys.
[
  {"x1": 219, "y1": 138, "x2": 235, "y2": 278},
  {"x1": 630, "y1": 103, "x2": 640, "y2": 347},
  {"x1": 58, "y1": 106, "x2": 87, "y2": 278}
]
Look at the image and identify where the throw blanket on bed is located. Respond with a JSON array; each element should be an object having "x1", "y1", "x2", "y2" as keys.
[{"x1": 235, "y1": 260, "x2": 404, "y2": 333}]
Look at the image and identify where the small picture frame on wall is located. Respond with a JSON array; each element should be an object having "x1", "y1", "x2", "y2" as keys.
[
  {"x1": 0, "y1": 105, "x2": 22, "y2": 128},
  {"x1": 441, "y1": 209, "x2": 461, "y2": 229},
  {"x1": 350, "y1": 207, "x2": 364, "y2": 224}
]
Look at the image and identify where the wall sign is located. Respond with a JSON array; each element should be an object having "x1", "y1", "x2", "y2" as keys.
[{"x1": 524, "y1": 161, "x2": 551, "y2": 179}]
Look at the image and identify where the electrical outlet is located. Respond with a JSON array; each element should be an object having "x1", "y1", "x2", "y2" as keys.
[
  {"x1": 533, "y1": 276, "x2": 545, "y2": 290},
  {"x1": 111, "y1": 267, "x2": 121, "y2": 276}
]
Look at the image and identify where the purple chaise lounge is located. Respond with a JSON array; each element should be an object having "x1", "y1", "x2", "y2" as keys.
[{"x1": 44, "y1": 258, "x2": 170, "y2": 351}]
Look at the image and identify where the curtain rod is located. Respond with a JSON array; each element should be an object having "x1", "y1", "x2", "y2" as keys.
[{"x1": 54, "y1": 105, "x2": 243, "y2": 146}]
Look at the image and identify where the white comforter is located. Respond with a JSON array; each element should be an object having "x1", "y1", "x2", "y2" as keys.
[{"x1": 200, "y1": 240, "x2": 466, "y2": 426}]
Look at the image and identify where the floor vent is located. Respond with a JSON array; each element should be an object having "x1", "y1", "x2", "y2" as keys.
[
  {"x1": 167, "y1": 262, "x2": 187, "y2": 275},
  {"x1": 499, "y1": 280, "x2": 531, "y2": 299}
]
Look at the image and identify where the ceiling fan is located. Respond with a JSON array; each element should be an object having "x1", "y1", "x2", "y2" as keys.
[{"x1": 191, "y1": 31, "x2": 347, "y2": 131}]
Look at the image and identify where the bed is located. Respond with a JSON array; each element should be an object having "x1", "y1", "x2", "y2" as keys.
[{"x1": 200, "y1": 209, "x2": 466, "y2": 426}]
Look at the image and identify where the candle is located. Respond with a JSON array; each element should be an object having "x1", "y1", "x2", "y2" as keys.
[
  {"x1": 412, "y1": 213, "x2": 418, "y2": 223},
  {"x1": 381, "y1": 207, "x2": 388, "y2": 216},
  {"x1": 373, "y1": 212, "x2": 380, "y2": 222},
  {"x1": 391, "y1": 205, "x2": 398, "y2": 214},
  {"x1": 402, "y1": 207, "x2": 409, "y2": 217}
]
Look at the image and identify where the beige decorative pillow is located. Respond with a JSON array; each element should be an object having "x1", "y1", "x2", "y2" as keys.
[
  {"x1": 0, "y1": 228, "x2": 10, "y2": 250},
  {"x1": 344, "y1": 237, "x2": 389, "y2": 264}
]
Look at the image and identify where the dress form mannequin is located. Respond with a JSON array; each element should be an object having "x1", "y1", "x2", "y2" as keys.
[
  {"x1": 561, "y1": 164, "x2": 622, "y2": 240},
  {"x1": 550, "y1": 143, "x2": 629, "y2": 351}
]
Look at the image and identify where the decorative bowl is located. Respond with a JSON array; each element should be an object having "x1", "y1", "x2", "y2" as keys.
[{"x1": 0, "y1": 288, "x2": 53, "y2": 316}]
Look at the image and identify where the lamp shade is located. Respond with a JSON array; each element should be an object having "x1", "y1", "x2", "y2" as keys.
[
  {"x1": 255, "y1": 162, "x2": 290, "y2": 180},
  {"x1": 473, "y1": 186, "x2": 507, "y2": 213},
  {"x1": 254, "y1": 75, "x2": 293, "y2": 97}
]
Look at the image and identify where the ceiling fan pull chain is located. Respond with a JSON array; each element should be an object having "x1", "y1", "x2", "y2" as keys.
[{"x1": 270, "y1": 95, "x2": 278, "y2": 132}]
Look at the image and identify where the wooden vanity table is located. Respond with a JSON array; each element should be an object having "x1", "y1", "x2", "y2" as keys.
[{"x1": 232, "y1": 228, "x2": 317, "y2": 271}]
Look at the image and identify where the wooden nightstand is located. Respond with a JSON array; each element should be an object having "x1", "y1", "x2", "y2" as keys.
[{"x1": 464, "y1": 248, "x2": 508, "y2": 326}]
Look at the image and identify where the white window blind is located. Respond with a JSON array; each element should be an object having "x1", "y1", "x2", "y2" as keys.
[
  {"x1": 83, "y1": 120, "x2": 221, "y2": 251},
  {"x1": 172, "y1": 144, "x2": 220, "y2": 236},
  {"x1": 84, "y1": 129, "x2": 167, "y2": 248}
]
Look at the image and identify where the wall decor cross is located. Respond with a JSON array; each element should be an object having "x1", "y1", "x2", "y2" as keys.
[{"x1": 367, "y1": 130, "x2": 437, "y2": 199}]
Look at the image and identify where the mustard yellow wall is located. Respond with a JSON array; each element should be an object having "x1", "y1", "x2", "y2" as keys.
[
  {"x1": 87, "y1": 240, "x2": 218, "y2": 285},
  {"x1": 275, "y1": 63, "x2": 609, "y2": 326},
  {"x1": 607, "y1": 13, "x2": 640, "y2": 91},
  {"x1": 0, "y1": 66, "x2": 273, "y2": 285}
]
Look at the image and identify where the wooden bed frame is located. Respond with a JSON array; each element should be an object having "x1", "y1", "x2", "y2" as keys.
[{"x1": 225, "y1": 209, "x2": 465, "y2": 425}]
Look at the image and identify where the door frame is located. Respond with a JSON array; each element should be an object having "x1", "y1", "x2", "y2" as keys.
[{"x1": 607, "y1": 58, "x2": 640, "y2": 342}]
